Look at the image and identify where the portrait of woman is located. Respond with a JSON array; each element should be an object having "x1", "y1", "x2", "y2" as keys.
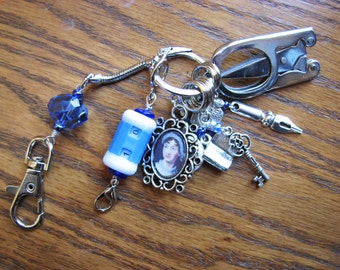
[{"x1": 152, "y1": 130, "x2": 187, "y2": 179}]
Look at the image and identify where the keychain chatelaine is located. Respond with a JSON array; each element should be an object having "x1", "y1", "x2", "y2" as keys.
[
  {"x1": 95, "y1": 27, "x2": 320, "y2": 210},
  {"x1": 6, "y1": 27, "x2": 319, "y2": 228}
]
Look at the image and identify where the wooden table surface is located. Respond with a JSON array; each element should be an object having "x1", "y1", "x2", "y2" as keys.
[{"x1": 0, "y1": 1, "x2": 339, "y2": 269}]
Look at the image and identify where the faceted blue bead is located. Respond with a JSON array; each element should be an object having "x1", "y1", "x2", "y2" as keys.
[
  {"x1": 48, "y1": 92, "x2": 88, "y2": 131},
  {"x1": 222, "y1": 101, "x2": 230, "y2": 111},
  {"x1": 197, "y1": 127, "x2": 206, "y2": 138},
  {"x1": 212, "y1": 123, "x2": 222, "y2": 133}
]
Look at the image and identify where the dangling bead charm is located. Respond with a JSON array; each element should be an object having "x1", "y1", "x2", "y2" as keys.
[
  {"x1": 6, "y1": 73, "x2": 95, "y2": 230},
  {"x1": 95, "y1": 108, "x2": 156, "y2": 212}
]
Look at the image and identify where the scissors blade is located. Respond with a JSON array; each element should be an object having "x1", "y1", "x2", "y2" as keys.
[
  {"x1": 220, "y1": 40, "x2": 307, "y2": 79},
  {"x1": 221, "y1": 56, "x2": 270, "y2": 79}
]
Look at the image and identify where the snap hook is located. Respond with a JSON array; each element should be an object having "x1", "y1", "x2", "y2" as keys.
[
  {"x1": 6, "y1": 137, "x2": 54, "y2": 229},
  {"x1": 6, "y1": 156, "x2": 45, "y2": 230}
]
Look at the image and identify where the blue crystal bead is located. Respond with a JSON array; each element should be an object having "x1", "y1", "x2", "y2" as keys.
[
  {"x1": 48, "y1": 90, "x2": 88, "y2": 131},
  {"x1": 197, "y1": 127, "x2": 206, "y2": 138},
  {"x1": 222, "y1": 101, "x2": 230, "y2": 111},
  {"x1": 212, "y1": 123, "x2": 222, "y2": 133}
]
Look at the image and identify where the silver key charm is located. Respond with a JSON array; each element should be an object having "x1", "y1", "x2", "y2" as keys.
[{"x1": 228, "y1": 133, "x2": 269, "y2": 187}]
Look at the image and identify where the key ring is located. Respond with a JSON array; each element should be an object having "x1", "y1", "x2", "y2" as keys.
[
  {"x1": 6, "y1": 27, "x2": 320, "y2": 226},
  {"x1": 150, "y1": 47, "x2": 205, "y2": 96}
]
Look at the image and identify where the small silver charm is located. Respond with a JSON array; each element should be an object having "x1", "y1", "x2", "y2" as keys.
[
  {"x1": 229, "y1": 101, "x2": 303, "y2": 134},
  {"x1": 201, "y1": 126, "x2": 234, "y2": 172},
  {"x1": 142, "y1": 105, "x2": 203, "y2": 192},
  {"x1": 190, "y1": 98, "x2": 225, "y2": 131},
  {"x1": 228, "y1": 132, "x2": 269, "y2": 187}
]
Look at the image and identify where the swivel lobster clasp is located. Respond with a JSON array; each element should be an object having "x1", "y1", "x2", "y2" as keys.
[
  {"x1": 6, "y1": 136, "x2": 54, "y2": 229},
  {"x1": 94, "y1": 176, "x2": 120, "y2": 212}
]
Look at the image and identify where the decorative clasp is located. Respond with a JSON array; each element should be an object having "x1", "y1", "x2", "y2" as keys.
[{"x1": 6, "y1": 137, "x2": 54, "y2": 229}]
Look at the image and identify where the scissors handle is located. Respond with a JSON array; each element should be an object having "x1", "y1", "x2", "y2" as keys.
[{"x1": 212, "y1": 27, "x2": 318, "y2": 99}]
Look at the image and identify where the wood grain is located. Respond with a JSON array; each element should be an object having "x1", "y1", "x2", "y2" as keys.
[{"x1": 0, "y1": 0, "x2": 339, "y2": 269}]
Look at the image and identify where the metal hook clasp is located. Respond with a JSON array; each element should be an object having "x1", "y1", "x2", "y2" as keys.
[
  {"x1": 6, "y1": 137, "x2": 54, "y2": 229},
  {"x1": 94, "y1": 176, "x2": 120, "y2": 212}
]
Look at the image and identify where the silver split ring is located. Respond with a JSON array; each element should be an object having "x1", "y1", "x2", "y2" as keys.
[
  {"x1": 181, "y1": 77, "x2": 216, "y2": 112},
  {"x1": 149, "y1": 47, "x2": 205, "y2": 96}
]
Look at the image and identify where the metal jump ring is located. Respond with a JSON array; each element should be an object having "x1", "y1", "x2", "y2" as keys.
[
  {"x1": 191, "y1": 61, "x2": 221, "y2": 89},
  {"x1": 151, "y1": 51, "x2": 205, "y2": 96},
  {"x1": 171, "y1": 104, "x2": 188, "y2": 119},
  {"x1": 181, "y1": 77, "x2": 216, "y2": 112}
]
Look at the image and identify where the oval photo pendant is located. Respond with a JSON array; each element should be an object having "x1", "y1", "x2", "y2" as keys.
[{"x1": 142, "y1": 114, "x2": 203, "y2": 193}]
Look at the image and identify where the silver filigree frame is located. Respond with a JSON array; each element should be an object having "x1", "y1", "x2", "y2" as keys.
[{"x1": 142, "y1": 115, "x2": 203, "y2": 193}]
